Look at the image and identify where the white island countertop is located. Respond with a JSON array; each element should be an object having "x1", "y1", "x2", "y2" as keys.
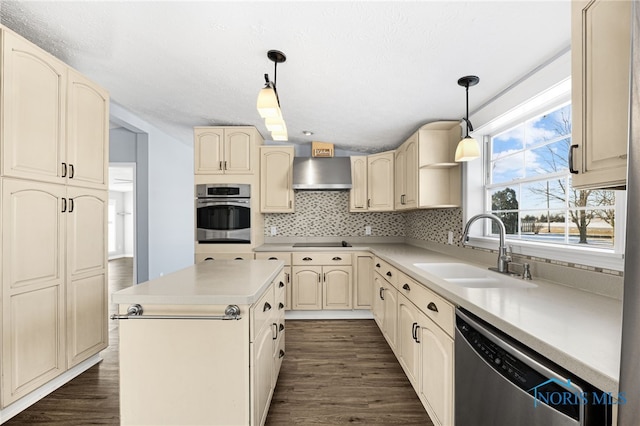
[
  {"x1": 112, "y1": 259, "x2": 284, "y2": 306},
  {"x1": 257, "y1": 242, "x2": 622, "y2": 394}
]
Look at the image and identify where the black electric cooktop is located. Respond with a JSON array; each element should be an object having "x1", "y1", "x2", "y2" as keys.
[{"x1": 292, "y1": 241, "x2": 352, "y2": 248}]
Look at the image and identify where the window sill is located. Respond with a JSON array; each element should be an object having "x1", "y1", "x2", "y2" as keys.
[{"x1": 465, "y1": 236, "x2": 624, "y2": 272}]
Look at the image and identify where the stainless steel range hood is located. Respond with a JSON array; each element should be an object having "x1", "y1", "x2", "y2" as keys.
[{"x1": 292, "y1": 157, "x2": 352, "y2": 190}]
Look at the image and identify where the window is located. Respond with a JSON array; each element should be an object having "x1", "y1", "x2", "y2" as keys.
[{"x1": 487, "y1": 102, "x2": 619, "y2": 249}]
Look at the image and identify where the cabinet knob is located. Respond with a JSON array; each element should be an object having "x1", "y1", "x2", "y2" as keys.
[
  {"x1": 279, "y1": 349, "x2": 285, "y2": 359},
  {"x1": 263, "y1": 302, "x2": 272, "y2": 312},
  {"x1": 278, "y1": 302, "x2": 284, "y2": 310},
  {"x1": 279, "y1": 281, "x2": 285, "y2": 288},
  {"x1": 402, "y1": 283, "x2": 410, "y2": 291},
  {"x1": 279, "y1": 323, "x2": 285, "y2": 332},
  {"x1": 427, "y1": 302, "x2": 439, "y2": 313},
  {"x1": 386, "y1": 271, "x2": 392, "y2": 277},
  {"x1": 375, "y1": 263, "x2": 381, "y2": 268}
]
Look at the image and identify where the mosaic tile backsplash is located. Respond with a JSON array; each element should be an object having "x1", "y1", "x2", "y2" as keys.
[{"x1": 263, "y1": 191, "x2": 462, "y2": 244}]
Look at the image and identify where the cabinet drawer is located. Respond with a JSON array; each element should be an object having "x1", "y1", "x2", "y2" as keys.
[
  {"x1": 250, "y1": 284, "x2": 275, "y2": 342},
  {"x1": 373, "y1": 257, "x2": 399, "y2": 289},
  {"x1": 195, "y1": 252, "x2": 255, "y2": 263},
  {"x1": 292, "y1": 252, "x2": 351, "y2": 265},
  {"x1": 397, "y1": 272, "x2": 454, "y2": 337},
  {"x1": 255, "y1": 252, "x2": 292, "y2": 265}
]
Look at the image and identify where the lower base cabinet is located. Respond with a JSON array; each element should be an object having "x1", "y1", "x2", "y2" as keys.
[
  {"x1": 118, "y1": 270, "x2": 285, "y2": 426},
  {"x1": 291, "y1": 253, "x2": 353, "y2": 310}
]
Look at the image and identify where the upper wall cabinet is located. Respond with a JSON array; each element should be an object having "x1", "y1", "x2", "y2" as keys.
[
  {"x1": 417, "y1": 121, "x2": 462, "y2": 208},
  {"x1": 367, "y1": 151, "x2": 395, "y2": 211},
  {"x1": 395, "y1": 133, "x2": 418, "y2": 210},
  {"x1": 571, "y1": 0, "x2": 632, "y2": 189},
  {"x1": 349, "y1": 156, "x2": 368, "y2": 212},
  {"x1": 1, "y1": 30, "x2": 109, "y2": 190},
  {"x1": 260, "y1": 145, "x2": 294, "y2": 212},
  {"x1": 194, "y1": 127, "x2": 263, "y2": 175}
]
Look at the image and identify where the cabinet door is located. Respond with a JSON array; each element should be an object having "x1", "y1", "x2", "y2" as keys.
[
  {"x1": 2, "y1": 31, "x2": 67, "y2": 183},
  {"x1": 225, "y1": 129, "x2": 253, "y2": 174},
  {"x1": 372, "y1": 273, "x2": 385, "y2": 329},
  {"x1": 418, "y1": 313, "x2": 454, "y2": 426},
  {"x1": 1, "y1": 179, "x2": 66, "y2": 405},
  {"x1": 322, "y1": 265, "x2": 352, "y2": 310},
  {"x1": 251, "y1": 323, "x2": 275, "y2": 426},
  {"x1": 403, "y1": 136, "x2": 418, "y2": 209},
  {"x1": 394, "y1": 146, "x2": 406, "y2": 210},
  {"x1": 354, "y1": 253, "x2": 373, "y2": 309},
  {"x1": 292, "y1": 266, "x2": 322, "y2": 310},
  {"x1": 383, "y1": 285, "x2": 398, "y2": 353},
  {"x1": 66, "y1": 69, "x2": 109, "y2": 189},
  {"x1": 260, "y1": 146, "x2": 294, "y2": 212},
  {"x1": 571, "y1": 0, "x2": 631, "y2": 189},
  {"x1": 194, "y1": 128, "x2": 224, "y2": 174},
  {"x1": 367, "y1": 151, "x2": 394, "y2": 211},
  {"x1": 66, "y1": 188, "x2": 108, "y2": 367},
  {"x1": 397, "y1": 294, "x2": 420, "y2": 390},
  {"x1": 349, "y1": 156, "x2": 368, "y2": 211}
]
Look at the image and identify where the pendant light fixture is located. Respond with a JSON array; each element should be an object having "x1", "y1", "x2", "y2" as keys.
[
  {"x1": 257, "y1": 50, "x2": 288, "y2": 141},
  {"x1": 455, "y1": 75, "x2": 481, "y2": 162}
]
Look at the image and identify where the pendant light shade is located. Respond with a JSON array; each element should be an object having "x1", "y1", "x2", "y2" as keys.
[
  {"x1": 257, "y1": 86, "x2": 281, "y2": 118},
  {"x1": 257, "y1": 50, "x2": 288, "y2": 140},
  {"x1": 455, "y1": 75, "x2": 480, "y2": 162}
]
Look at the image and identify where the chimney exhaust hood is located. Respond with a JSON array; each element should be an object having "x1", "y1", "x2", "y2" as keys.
[{"x1": 292, "y1": 157, "x2": 352, "y2": 190}]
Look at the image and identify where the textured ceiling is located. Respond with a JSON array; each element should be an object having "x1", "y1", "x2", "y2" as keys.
[{"x1": 1, "y1": 1, "x2": 571, "y2": 153}]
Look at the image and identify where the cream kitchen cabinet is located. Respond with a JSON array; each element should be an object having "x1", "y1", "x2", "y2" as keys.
[
  {"x1": 349, "y1": 156, "x2": 368, "y2": 211},
  {"x1": 353, "y1": 252, "x2": 373, "y2": 309},
  {"x1": 1, "y1": 179, "x2": 107, "y2": 404},
  {"x1": 372, "y1": 258, "x2": 399, "y2": 353},
  {"x1": 397, "y1": 293, "x2": 421, "y2": 390},
  {"x1": 367, "y1": 151, "x2": 395, "y2": 211},
  {"x1": 417, "y1": 121, "x2": 462, "y2": 208},
  {"x1": 1, "y1": 28, "x2": 109, "y2": 190},
  {"x1": 395, "y1": 134, "x2": 418, "y2": 210},
  {"x1": 260, "y1": 145, "x2": 294, "y2": 212},
  {"x1": 292, "y1": 253, "x2": 352, "y2": 310},
  {"x1": 417, "y1": 310, "x2": 454, "y2": 426},
  {"x1": 570, "y1": 0, "x2": 632, "y2": 189},
  {"x1": 255, "y1": 252, "x2": 292, "y2": 309},
  {"x1": 194, "y1": 126, "x2": 263, "y2": 175}
]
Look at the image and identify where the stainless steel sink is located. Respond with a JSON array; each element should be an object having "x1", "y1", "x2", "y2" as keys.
[{"x1": 413, "y1": 262, "x2": 537, "y2": 289}]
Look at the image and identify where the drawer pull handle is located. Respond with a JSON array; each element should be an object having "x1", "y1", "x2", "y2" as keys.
[
  {"x1": 263, "y1": 302, "x2": 272, "y2": 312},
  {"x1": 279, "y1": 281, "x2": 285, "y2": 288},
  {"x1": 234, "y1": 257, "x2": 243, "y2": 260},
  {"x1": 278, "y1": 302, "x2": 284, "y2": 310},
  {"x1": 379, "y1": 287, "x2": 385, "y2": 300},
  {"x1": 386, "y1": 271, "x2": 392, "y2": 277},
  {"x1": 273, "y1": 323, "x2": 278, "y2": 340},
  {"x1": 268, "y1": 257, "x2": 278, "y2": 260},
  {"x1": 286, "y1": 272, "x2": 290, "y2": 283},
  {"x1": 204, "y1": 257, "x2": 214, "y2": 261},
  {"x1": 332, "y1": 257, "x2": 342, "y2": 261},
  {"x1": 69, "y1": 164, "x2": 74, "y2": 179},
  {"x1": 402, "y1": 283, "x2": 410, "y2": 291},
  {"x1": 412, "y1": 322, "x2": 418, "y2": 341},
  {"x1": 303, "y1": 257, "x2": 313, "y2": 261},
  {"x1": 279, "y1": 349, "x2": 285, "y2": 358},
  {"x1": 61, "y1": 162, "x2": 67, "y2": 178},
  {"x1": 427, "y1": 302, "x2": 438, "y2": 312}
]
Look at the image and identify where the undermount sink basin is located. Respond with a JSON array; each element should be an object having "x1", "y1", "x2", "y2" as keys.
[{"x1": 413, "y1": 263, "x2": 537, "y2": 289}]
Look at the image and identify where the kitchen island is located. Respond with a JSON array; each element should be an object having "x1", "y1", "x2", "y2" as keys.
[{"x1": 112, "y1": 260, "x2": 285, "y2": 426}]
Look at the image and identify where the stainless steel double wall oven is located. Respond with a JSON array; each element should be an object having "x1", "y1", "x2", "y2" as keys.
[{"x1": 195, "y1": 183, "x2": 251, "y2": 244}]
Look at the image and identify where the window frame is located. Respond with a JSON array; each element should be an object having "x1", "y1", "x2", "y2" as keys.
[{"x1": 463, "y1": 78, "x2": 625, "y2": 271}]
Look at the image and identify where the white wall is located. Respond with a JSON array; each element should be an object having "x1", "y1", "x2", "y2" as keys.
[
  {"x1": 124, "y1": 190, "x2": 134, "y2": 256},
  {"x1": 109, "y1": 191, "x2": 125, "y2": 258},
  {"x1": 110, "y1": 102, "x2": 194, "y2": 281}
]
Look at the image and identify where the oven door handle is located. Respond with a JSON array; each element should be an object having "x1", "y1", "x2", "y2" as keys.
[{"x1": 197, "y1": 200, "x2": 251, "y2": 208}]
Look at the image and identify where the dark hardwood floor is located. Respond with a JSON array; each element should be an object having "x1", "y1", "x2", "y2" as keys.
[{"x1": 5, "y1": 258, "x2": 433, "y2": 425}]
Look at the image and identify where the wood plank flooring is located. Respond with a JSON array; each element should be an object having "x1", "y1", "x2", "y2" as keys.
[
  {"x1": 5, "y1": 258, "x2": 433, "y2": 425},
  {"x1": 266, "y1": 320, "x2": 434, "y2": 425}
]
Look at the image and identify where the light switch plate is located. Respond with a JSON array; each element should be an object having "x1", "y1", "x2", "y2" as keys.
[
  {"x1": 365, "y1": 226, "x2": 372, "y2": 235},
  {"x1": 271, "y1": 226, "x2": 277, "y2": 236},
  {"x1": 447, "y1": 230, "x2": 454, "y2": 245}
]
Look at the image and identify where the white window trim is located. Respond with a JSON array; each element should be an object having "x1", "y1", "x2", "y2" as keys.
[{"x1": 462, "y1": 54, "x2": 624, "y2": 272}]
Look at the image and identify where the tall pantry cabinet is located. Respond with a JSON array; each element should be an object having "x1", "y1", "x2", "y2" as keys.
[{"x1": 0, "y1": 26, "x2": 109, "y2": 408}]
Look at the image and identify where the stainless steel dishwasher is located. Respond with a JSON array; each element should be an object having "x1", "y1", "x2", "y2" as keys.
[{"x1": 455, "y1": 308, "x2": 610, "y2": 426}]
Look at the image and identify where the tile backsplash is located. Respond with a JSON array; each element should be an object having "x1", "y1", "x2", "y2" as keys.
[{"x1": 264, "y1": 191, "x2": 461, "y2": 244}]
